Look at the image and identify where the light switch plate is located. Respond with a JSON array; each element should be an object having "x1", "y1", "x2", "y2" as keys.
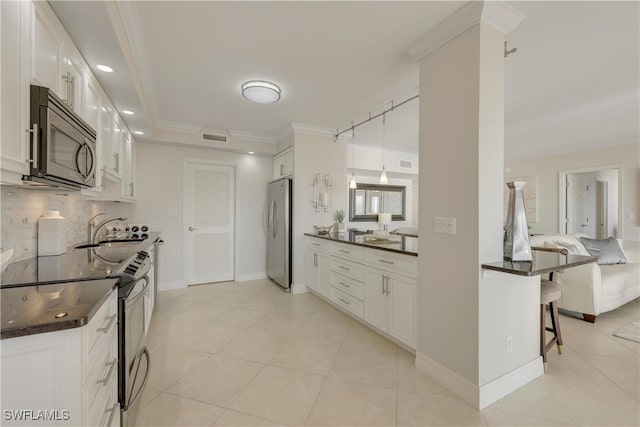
[{"x1": 435, "y1": 217, "x2": 456, "y2": 235}]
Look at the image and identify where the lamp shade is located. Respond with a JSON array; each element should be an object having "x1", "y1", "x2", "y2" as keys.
[
  {"x1": 241, "y1": 80, "x2": 281, "y2": 104},
  {"x1": 378, "y1": 213, "x2": 392, "y2": 225}
]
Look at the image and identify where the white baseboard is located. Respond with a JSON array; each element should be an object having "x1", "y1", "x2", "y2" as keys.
[
  {"x1": 415, "y1": 351, "x2": 479, "y2": 408},
  {"x1": 415, "y1": 351, "x2": 544, "y2": 410},
  {"x1": 478, "y1": 357, "x2": 543, "y2": 410},
  {"x1": 158, "y1": 280, "x2": 186, "y2": 291},
  {"x1": 291, "y1": 283, "x2": 308, "y2": 294},
  {"x1": 236, "y1": 271, "x2": 267, "y2": 282}
]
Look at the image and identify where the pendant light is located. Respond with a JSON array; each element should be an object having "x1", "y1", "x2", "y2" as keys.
[
  {"x1": 379, "y1": 112, "x2": 388, "y2": 184},
  {"x1": 349, "y1": 125, "x2": 357, "y2": 189}
]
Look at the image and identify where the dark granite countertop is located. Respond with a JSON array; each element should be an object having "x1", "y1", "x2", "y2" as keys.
[
  {"x1": 1, "y1": 232, "x2": 160, "y2": 288},
  {"x1": 305, "y1": 231, "x2": 418, "y2": 256},
  {"x1": 1, "y1": 278, "x2": 119, "y2": 339},
  {"x1": 0, "y1": 233, "x2": 161, "y2": 339},
  {"x1": 481, "y1": 252, "x2": 596, "y2": 276}
]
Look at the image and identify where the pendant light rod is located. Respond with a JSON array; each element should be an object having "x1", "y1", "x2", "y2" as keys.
[{"x1": 333, "y1": 94, "x2": 419, "y2": 142}]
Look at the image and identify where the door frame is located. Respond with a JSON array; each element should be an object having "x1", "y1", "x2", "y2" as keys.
[
  {"x1": 558, "y1": 165, "x2": 623, "y2": 236},
  {"x1": 182, "y1": 158, "x2": 239, "y2": 285}
]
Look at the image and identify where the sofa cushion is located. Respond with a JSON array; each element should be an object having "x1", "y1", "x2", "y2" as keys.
[
  {"x1": 580, "y1": 236, "x2": 627, "y2": 265},
  {"x1": 531, "y1": 234, "x2": 591, "y2": 256}
]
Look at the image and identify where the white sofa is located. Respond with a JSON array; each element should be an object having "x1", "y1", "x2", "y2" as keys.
[{"x1": 530, "y1": 234, "x2": 640, "y2": 322}]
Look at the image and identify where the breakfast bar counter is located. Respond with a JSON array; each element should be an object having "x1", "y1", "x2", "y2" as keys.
[{"x1": 304, "y1": 231, "x2": 418, "y2": 256}]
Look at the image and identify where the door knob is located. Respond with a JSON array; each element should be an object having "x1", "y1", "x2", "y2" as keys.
[{"x1": 188, "y1": 226, "x2": 198, "y2": 231}]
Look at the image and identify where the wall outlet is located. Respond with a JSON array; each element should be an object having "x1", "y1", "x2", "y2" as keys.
[
  {"x1": 506, "y1": 335, "x2": 513, "y2": 353},
  {"x1": 435, "y1": 217, "x2": 456, "y2": 235}
]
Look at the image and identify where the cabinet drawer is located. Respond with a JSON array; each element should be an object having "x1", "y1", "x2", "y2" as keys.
[
  {"x1": 306, "y1": 237, "x2": 331, "y2": 252},
  {"x1": 84, "y1": 289, "x2": 117, "y2": 372},
  {"x1": 85, "y1": 329, "x2": 118, "y2": 415},
  {"x1": 330, "y1": 257, "x2": 364, "y2": 282},
  {"x1": 330, "y1": 287, "x2": 364, "y2": 319},
  {"x1": 331, "y1": 243, "x2": 364, "y2": 263},
  {"x1": 365, "y1": 249, "x2": 417, "y2": 278},
  {"x1": 330, "y1": 271, "x2": 364, "y2": 300},
  {"x1": 88, "y1": 345, "x2": 119, "y2": 427}
]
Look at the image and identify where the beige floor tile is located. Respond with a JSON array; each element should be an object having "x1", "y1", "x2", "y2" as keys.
[
  {"x1": 397, "y1": 349, "x2": 463, "y2": 401},
  {"x1": 244, "y1": 312, "x2": 299, "y2": 337},
  {"x1": 268, "y1": 337, "x2": 340, "y2": 375},
  {"x1": 544, "y1": 345, "x2": 621, "y2": 388},
  {"x1": 238, "y1": 295, "x2": 287, "y2": 312},
  {"x1": 230, "y1": 365, "x2": 324, "y2": 426},
  {"x1": 489, "y1": 376, "x2": 575, "y2": 425},
  {"x1": 482, "y1": 408, "x2": 575, "y2": 426},
  {"x1": 615, "y1": 336, "x2": 640, "y2": 354},
  {"x1": 131, "y1": 392, "x2": 224, "y2": 426},
  {"x1": 305, "y1": 378, "x2": 396, "y2": 426},
  {"x1": 328, "y1": 343, "x2": 398, "y2": 389},
  {"x1": 214, "y1": 409, "x2": 287, "y2": 426},
  {"x1": 218, "y1": 330, "x2": 291, "y2": 363},
  {"x1": 565, "y1": 329, "x2": 639, "y2": 359},
  {"x1": 156, "y1": 288, "x2": 192, "y2": 302},
  {"x1": 342, "y1": 321, "x2": 399, "y2": 352},
  {"x1": 153, "y1": 299, "x2": 218, "y2": 320},
  {"x1": 397, "y1": 391, "x2": 486, "y2": 426},
  {"x1": 176, "y1": 286, "x2": 223, "y2": 303},
  {"x1": 146, "y1": 316, "x2": 243, "y2": 353},
  {"x1": 207, "y1": 292, "x2": 256, "y2": 308},
  {"x1": 548, "y1": 376, "x2": 640, "y2": 426},
  {"x1": 582, "y1": 353, "x2": 640, "y2": 401},
  {"x1": 137, "y1": 386, "x2": 163, "y2": 408},
  {"x1": 214, "y1": 308, "x2": 268, "y2": 329},
  {"x1": 147, "y1": 345, "x2": 210, "y2": 390},
  {"x1": 167, "y1": 354, "x2": 264, "y2": 407}
]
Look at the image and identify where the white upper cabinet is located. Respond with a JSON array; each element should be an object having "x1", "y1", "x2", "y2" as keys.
[
  {"x1": 1, "y1": 0, "x2": 30, "y2": 184},
  {"x1": 273, "y1": 148, "x2": 293, "y2": 179},
  {"x1": 31, "y1": 2, "x2": 64, "y2": 98},
  {"x1": 120, "y1": 132, "x2": 136, "y2": 200},
  {"x1": 60, "y1": 52, "x2": 84, "y2": 113}
]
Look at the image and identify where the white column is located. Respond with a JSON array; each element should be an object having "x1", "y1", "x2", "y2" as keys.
[{"x1": 412, "y1": 1, "x2": 537, "y2": 409}]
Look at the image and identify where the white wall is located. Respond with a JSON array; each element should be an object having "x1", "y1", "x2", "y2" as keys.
[
  {"x1": 506, "y1": 143, "x2": 639, "y2": 241},
  {"x1": 292, "y1": 131, "x2": 348, "y2": 290},
  {"x1": 124, "y1": 142, "x2": 272, "y2": 290}
]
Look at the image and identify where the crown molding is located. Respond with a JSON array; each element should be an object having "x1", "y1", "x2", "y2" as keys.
[
  {"x1": 408, "y1": 1, "x2": 524, "y2": 61},
  {"x1": 290, "y1": 122, "x2": 336, "y2": 139},
  {"x1": 228, "y1": 129, "x2": 276, "y2": 144}
]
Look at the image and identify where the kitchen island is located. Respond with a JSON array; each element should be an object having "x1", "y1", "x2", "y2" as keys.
[{"x1": 305, "y1": 231, "x2": 417, "y2": 349}]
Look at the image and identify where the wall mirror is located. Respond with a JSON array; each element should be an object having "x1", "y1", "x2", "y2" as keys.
[{"x1": 349, "y1": 183, "x2": 406, "y2": 222}]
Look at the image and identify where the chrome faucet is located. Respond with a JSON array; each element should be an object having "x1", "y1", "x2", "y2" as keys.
[{"x1": 87, "y1": 213, "x2": 128, "y2": 244}]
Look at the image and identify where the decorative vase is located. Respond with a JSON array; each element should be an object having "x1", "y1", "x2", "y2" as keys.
[
  {"x1": 337, "y1": 223, "x2": 346, "y2": 234},
  {"x1": 504, "y1": 181, "x2": 532, "y2": 261}
]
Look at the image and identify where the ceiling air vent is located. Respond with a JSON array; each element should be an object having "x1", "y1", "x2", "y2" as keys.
[
  {"x1": 202, "y1": 133, "x2": 227, "y2": 143},
  {"x1": 399, "y1": 160, "x2": 413, "y2": 169}
]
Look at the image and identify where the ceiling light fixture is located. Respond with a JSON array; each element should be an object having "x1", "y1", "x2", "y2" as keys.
[
  {"x1": 134, "y1": 131, "x2": 144, "y2": 135},
  {"x1": 241, "y1": 80, "x2": 281, "y2": 104},
  {"x1": 349, "y1": 124, "x2": 357, "y2": 189},
  {"x1": 248, "y1": 151, "x2": 255, "y2": 155},
  {"x1": 379, "y1": 112, "x2": 388, "y2": 185},
  {"x1": 96, "y1": 64, "x2": 113, "y2": 73},
  {"x1": 122, "y1": 110, "x2": 134, "y2": 115}
]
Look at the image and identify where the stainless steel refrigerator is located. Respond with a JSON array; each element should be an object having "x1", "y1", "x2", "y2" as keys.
[{"x1": 266, "y1": 178, "x2": 292, "y2": 290}]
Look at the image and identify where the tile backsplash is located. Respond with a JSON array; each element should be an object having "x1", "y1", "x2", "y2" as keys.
[{"x1": 1, "y1": 187, "x2": 102, "y2": 262}]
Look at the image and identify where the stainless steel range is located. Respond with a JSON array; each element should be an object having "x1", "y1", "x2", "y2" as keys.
[{"x1": 117, "y1": 250, "x2": 152, "y2": 426}]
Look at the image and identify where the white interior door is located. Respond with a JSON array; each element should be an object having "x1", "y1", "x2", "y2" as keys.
[
  {"x1": 566, "y1": 173, "x2": 596, "y2": 237},
  {"x1": 183, "y1": 161, "x2": 235, "y2": 285},
  {"x1": 596, "y1": 180, "x2": 608, "y2": 239}
]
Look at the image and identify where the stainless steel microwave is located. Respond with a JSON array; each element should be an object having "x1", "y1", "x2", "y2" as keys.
[{"x1": 24, "y1": 85, "x2": 97, "y2": 189}]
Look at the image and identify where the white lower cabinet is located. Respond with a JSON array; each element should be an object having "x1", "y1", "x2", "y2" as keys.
[
  {"x1": 306, "y1": 237, "x2": 417, "y2": 349},
  {"x1": 365, "y1": 267, "x2": 417, "y2": 348},
  {"x1": 0, "y1": 288, "x2": 120, "y2": 426}
]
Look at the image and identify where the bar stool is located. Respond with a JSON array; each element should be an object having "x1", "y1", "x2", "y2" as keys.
[{"x1": 540, "y1": 278, "x2": 563, "y2": 371}]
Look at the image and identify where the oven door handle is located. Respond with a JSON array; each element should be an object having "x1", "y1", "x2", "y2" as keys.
[
  {"x1": 126, "y1": 347, "x2": 150, "y2": 410},
  {"x1": 126, "y1": 276, "x2": 150, "y2": 306}
]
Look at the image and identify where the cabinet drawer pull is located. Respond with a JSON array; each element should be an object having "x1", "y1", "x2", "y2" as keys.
[
  {"x1": 106, "y1": 401, "x2": 118, "y2": 426},
  {"x1": 338, "y1": 265, "x2": 350, "y2": 271},
  {"x1": 338, "y1": 298, "x2": 351, "y2": 306},
  {"x1": 339, "y1": 249, "x2": 350, "y2": 254},
  {"x1": 338, "y1": 281, "x2": 350, "y2": 288},
  {"x1": 378, "y1": 259, "x2": 394, "y2": 265},
  {"x1": 97, "y1": 358, "x2": 118, "y2": 386},
  {"x1": 97, "y1": 314, "x2": 117, "y2": 334}
]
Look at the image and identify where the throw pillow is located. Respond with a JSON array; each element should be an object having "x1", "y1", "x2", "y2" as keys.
[
  {"x1": 579, "y1": 236, "x2": 627, "y2": 265},
  {"x1": 543, "y1": 240, "x2": 580, "y2": 255}
]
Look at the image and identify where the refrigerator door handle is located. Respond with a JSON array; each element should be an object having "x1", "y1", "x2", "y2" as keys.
[
  {"x1": 267, "y1": 200, "x2": 275, "y2": 231},
  {"x1": 272, "y1": 201, "x2": 278, "y2": 238}
]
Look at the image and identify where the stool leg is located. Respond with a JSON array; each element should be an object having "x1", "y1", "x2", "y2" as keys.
[
  {"x1": 550, "y1": 301, "x2": 563, "y2": 354},
  {"x1": 540, "y1": 303, "x2": 547, "y2": 372}
]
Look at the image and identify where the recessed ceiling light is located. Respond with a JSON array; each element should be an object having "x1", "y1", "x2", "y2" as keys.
[
  {"x1": 134, "y1": 131, "x2": 144, "y2": 135},
  {"x1": 122, "y1": 110, "x2": 134, "y2": 115},
  {"x1": 241, "y1": 80, "x2": 281, "y2": 104},
  {"x1": 96, "y1": 64, "x2": 114, "y2": 73},
  {"x1": 248, "y1": 151, "x2": 255, "y2": 154},
  {"x1": 54, "y1": 312, "x2": 68, "y2": 319}
]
